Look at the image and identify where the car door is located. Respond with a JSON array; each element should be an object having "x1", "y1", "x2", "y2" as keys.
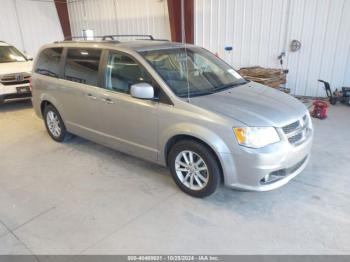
[
  {"x1": 97, "y1": 50, "x2": 159, "y2": 162},
  {"x1": 58, "y1": 47, "x2": 105, "y2": 143}
]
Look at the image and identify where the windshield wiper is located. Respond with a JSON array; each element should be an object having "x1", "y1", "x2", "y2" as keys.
[
  {"x1": 190, "y1": 91, "x2": 216, "y2": 97},
  {"x1": 177, "y1": 90, "x2": 215, "y2": 98},
  {"x1": 214, "y1": 80, "x2": 249, "y2": 92},
  {"x1": 176, "y1": 80, "x2": 250, "y2": 98}
]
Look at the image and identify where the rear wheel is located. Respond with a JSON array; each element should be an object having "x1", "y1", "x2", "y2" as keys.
[
  {"x1": 43, "y1": 105, "x2": 69, "y2": 142},
  {"x1": 168, "y1": 140, "x2": 221, "y2": 198}
]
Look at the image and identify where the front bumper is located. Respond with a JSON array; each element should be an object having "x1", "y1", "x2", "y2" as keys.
[
  {"x1": 221, "y1": 129, "x2": 313, "y2": 191},
  {"x1": 0, "y1": 83, "x2": 31, "y2": 102}
]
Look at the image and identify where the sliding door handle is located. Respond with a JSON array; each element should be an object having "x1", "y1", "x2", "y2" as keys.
[
  {"x1": 86, "y1": 93, "x2": 97, "y2": 100},
  {"x1": 101, "y1": 97, "x2": 114, "y2": 104}
]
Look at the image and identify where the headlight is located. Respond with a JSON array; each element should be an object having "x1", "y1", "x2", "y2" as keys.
[{"x1": 233, "y1": 127, "x2": 280, "y2": 148}]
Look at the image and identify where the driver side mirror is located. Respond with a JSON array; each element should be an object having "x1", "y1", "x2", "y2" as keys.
[
  {"x1": 25, "y1": 53, "x2": 34, "y2": 61},
  {"x1": 130, "y1": 82, "x2": 154, "y2": 100}
]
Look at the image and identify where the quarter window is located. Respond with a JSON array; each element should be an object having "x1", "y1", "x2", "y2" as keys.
[
  {"x1": 35, "y1": 48, "x2": 63, "y2": 78},
  {"x1": 64, "y1": 48, "x2": 101, "y2": 86},
  {"x1": 104, "y1": 52, "x2": 151, "y2": 93}
]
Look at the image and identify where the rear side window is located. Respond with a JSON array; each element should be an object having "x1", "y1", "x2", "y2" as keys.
[
  {"x1": 35, "y1": 48, "x2": 63, "y2": 78},
  {"x1": 64, "y1": 48, "x2": 101, "y2": 86}
]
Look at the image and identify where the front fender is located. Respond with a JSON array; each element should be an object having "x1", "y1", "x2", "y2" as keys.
[{"x1": 159, "y1": 123, "x2": 231, "y2": 165}]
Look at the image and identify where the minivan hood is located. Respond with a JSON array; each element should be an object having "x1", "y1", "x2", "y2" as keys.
[
  {"x1": 190, "y1": 82, "x2": 307, "y2": 127},
  {"x1": 0, "y1": 61, "x2": 32, "y2": 75}
]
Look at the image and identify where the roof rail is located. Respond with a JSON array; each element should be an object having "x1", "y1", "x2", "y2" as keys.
[
  {"x1": 63, "y1": 36, "x2": 115, "y2": 41},
  {"x1": 102, "y1": 34, "x2": 154, "y2": 40},
  {"x1": 63, "y1": 34, "x2": 155, "y2": 41}
]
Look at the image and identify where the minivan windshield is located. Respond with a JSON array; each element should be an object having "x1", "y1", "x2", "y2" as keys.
[
  {"x1": 0, "y1": 46, "x2": 27, "y2": 63},
  {"x1": 141, "y1": 47, "x2": 248, "y2": 97}
]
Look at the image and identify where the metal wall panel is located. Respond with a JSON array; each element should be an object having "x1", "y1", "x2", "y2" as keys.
[
  {"x1": 286, "y1": 0, "x2": 350, "y2": 96},
  {"x1": 0, "y1": 0, "x2": 63, "y2": 56},
  {"x1": 195, "y1": 0, "x2": 350, "y2": 96},
  {"x1": 195, "y1": 0, "x2": 288, "y2": 69},
  {"x1": 68, "y1": 0, "x2": 171, "y2": 40}
]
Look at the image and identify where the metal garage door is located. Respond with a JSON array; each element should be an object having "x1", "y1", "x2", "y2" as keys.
[{"x1": 195, "y1": 0, "x2": 350, "y2": 97}]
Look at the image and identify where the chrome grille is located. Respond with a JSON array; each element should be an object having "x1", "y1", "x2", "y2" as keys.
[
  {"x1": 1, "y1": 75, "x2": 16, "y2": 81},
  {"x1": 288, "y1": 133, "x2": 303, "y2": 144},
  {"x1": 282, "y1": 114, "x2": 310, "y2": 145},
  {"x1": 0, "y1": 73, "x2": 30, "y2": 86},
  {"x1": 282, "y1": 120, "x2": 300, "y2": 134},
  {"x1": 1, "y1": 80, "x2": 30, "y2": 86}
]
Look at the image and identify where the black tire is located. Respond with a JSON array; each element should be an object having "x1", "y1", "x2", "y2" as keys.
[
  {"x1": 168, "y1": 140, "x2": 221, "y2": 198},
  {"x1": 345, "y1": 97, "x2": 350, "y2": 106},
  {"x1": 330, "y1": 97, "x2": 337, "y2": 105},
  {"x1": 43, "y1": 104, "x2": 70, "y2": 142}
]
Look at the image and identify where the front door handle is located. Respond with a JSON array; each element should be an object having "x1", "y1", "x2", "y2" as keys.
[
  {"x1": 101, "y1": 97, "x2": 114, "y2": 104},
  {"x1": 86, "y1": 93, "x2": 97, "y2": 100}
]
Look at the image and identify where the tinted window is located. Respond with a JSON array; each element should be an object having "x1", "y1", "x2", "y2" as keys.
[
  {"x1": 104, "y1": 52, "x2": 152, "y2": 93},
  {"x1": 64, "y1": 48, "x2": 101, "y2": 86},
  {"x1": 35, "y1": 48, "x2": 63, "y2": 78}
]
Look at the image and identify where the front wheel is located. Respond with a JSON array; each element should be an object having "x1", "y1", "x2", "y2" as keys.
[
  {"x1": 44, "y1": 105, "x2": 70, "y2": 142},
  {"x1": 168, "y1": 140, "x2": 221, "y2": 198}
]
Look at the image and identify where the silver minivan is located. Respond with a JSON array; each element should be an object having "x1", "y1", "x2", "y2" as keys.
[{"x1": 32, "y1": 37, "x2": 313, "y2": 197}]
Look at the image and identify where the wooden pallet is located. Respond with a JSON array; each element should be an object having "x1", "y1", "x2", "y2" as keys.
[{"x1": 238, "y1": 66, "x2": 287, "y2": 89}]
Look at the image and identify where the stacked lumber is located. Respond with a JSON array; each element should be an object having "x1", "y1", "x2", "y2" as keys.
[{"x1": 238, "y1": 66, "x2": 287, "y2": 89}]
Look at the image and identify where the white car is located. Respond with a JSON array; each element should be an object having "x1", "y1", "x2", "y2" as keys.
[{"x1": 0, "y1": 41, "x2": 33, "y2": 104}]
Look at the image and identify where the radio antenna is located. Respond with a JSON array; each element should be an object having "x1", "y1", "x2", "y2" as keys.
[{"x1": 181, "y1": 0, "x2": 191, "y2": 103}]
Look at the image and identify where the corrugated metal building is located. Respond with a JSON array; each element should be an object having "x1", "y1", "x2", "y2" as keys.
[
  {"x1": 67, "y1": 0, "x2": 171, "y2": 41},
  {"x1": 67, "y1": 0, "x2": 350, "y2": 97},
  {"x1": 1, "y1": 0, "x2": 348, "y2": 97},
  {"x1": 195, "y1": 0, "x2": 350, "y2": 97},
  {"x1": 0, "y1": 0, "x2": 63, "y2": 56}
]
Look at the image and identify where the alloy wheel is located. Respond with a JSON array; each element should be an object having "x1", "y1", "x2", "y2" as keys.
[
  {"x1": 174, "y1": 150, "x2": 209, "y2": 191},
  {"x1": 46, "y1": 111, "x2": 61, "y2": 138}
]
